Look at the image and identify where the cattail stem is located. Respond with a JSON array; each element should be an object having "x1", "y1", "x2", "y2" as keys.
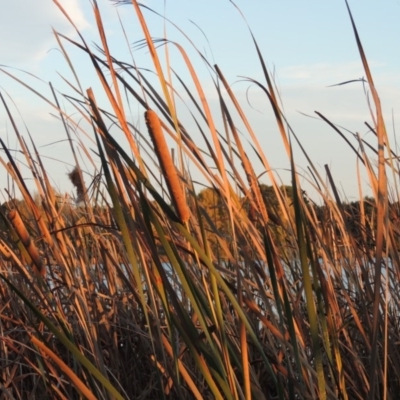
[{"x1": 145, "y1": 110, "x2": 189, "y2": 223}]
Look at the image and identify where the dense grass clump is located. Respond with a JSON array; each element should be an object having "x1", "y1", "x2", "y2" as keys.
[{"x1": 0, "y1": 1, "x2": 399, "y2": 399}]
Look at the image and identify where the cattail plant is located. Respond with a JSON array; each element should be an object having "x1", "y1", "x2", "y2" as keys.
[
  {"x1": 0, "y1": 1, "x2": 398, "y2": 399},
  {"x1": 68, "y1": 166, "x2": 85, "y2": 203},
  {"x1": 145, "y1": 109, "x2": 190, "y2": 223},
  {"x1": 8, "y1": 209, "x2": 45, "y2": 276}
]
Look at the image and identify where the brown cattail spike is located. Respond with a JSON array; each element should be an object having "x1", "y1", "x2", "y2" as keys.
[
  {"x1": 68, "y1": 167, "x2": 85, "y2": 203},
  {"x1": 145, "y1": 110, "x2": 189, "y2": 223},
  {"x1": 8, "y1": 209, "x2": 45, "y2": 276}
]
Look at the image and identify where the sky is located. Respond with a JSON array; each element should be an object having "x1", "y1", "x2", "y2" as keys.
[{"x1": 1, "y1": 0, "x2": 400, "y2": 202}]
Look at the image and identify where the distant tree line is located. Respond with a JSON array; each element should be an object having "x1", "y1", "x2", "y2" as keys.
[
  {"x1": 1, "y1": 186, "x2": 398, "y2": 264},
  {"x1": 196, "y1": 185, "x2": 400, "y2": 258}
]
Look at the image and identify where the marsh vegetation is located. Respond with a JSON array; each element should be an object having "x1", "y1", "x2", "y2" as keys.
[{"x1": 0, "y1": 1, "x2": 399, "y2": 399}]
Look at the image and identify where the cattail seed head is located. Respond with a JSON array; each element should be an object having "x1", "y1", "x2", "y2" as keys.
[
  {"x1": 8, "y1": 209, "x2": 45, "y2": 276},
  {"x1": 145, "y1": 110, "x2": 189, "y2": 223},
  {"x1": 68, "y1": 167, "x2": 85, "y2": 203}
]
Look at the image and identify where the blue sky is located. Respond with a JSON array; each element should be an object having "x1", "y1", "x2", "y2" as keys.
[{"x1": 1, "y1": 0, "x2": 400, "y2": 201}]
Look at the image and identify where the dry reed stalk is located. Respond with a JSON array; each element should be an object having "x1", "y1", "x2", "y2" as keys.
[
  {"x1": 68, "y1": 167, "x2": 85, "y2": 203},
  {"x1": 8, "y1": 209, "x2": 45, "y2": 276},
  {"x1": 0, "y1": 240, "x2": 12, "y2": 261},
  {"x1": 30, "y1": 335, "x2": 97, "y2": 400},
  {"x1": 242, "y1": 158, "x2": 269, "y2": 223},
  {"x1": 145, "y1": 110, "x2": 190, "y2": 223}
]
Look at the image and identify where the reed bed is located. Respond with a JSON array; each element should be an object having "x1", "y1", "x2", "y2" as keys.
[{"x1": 0, "y1": 1, "x2": 399, "y2": 399}]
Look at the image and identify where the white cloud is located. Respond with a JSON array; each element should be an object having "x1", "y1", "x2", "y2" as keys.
[
  {"x1": 57, "y1": 0, "x2": 90, "y2": 30},
  {"x1": 280, "y1": 62, "x2": 367, "y2": 85},
  {"x1": 0, "y1": 0, "x2": 89, "y2": 65},
  {"x1": 278, "y1": 60, "x2": 400, "y2": 88}
]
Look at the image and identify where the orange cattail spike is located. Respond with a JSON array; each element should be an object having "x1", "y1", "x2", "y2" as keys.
[
  {"x1": 8, "y1": 209, "x2": 45, "y2": 276},
  {"x1": 145, "y1": 110, "x2": 190, "y2": 223}
]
